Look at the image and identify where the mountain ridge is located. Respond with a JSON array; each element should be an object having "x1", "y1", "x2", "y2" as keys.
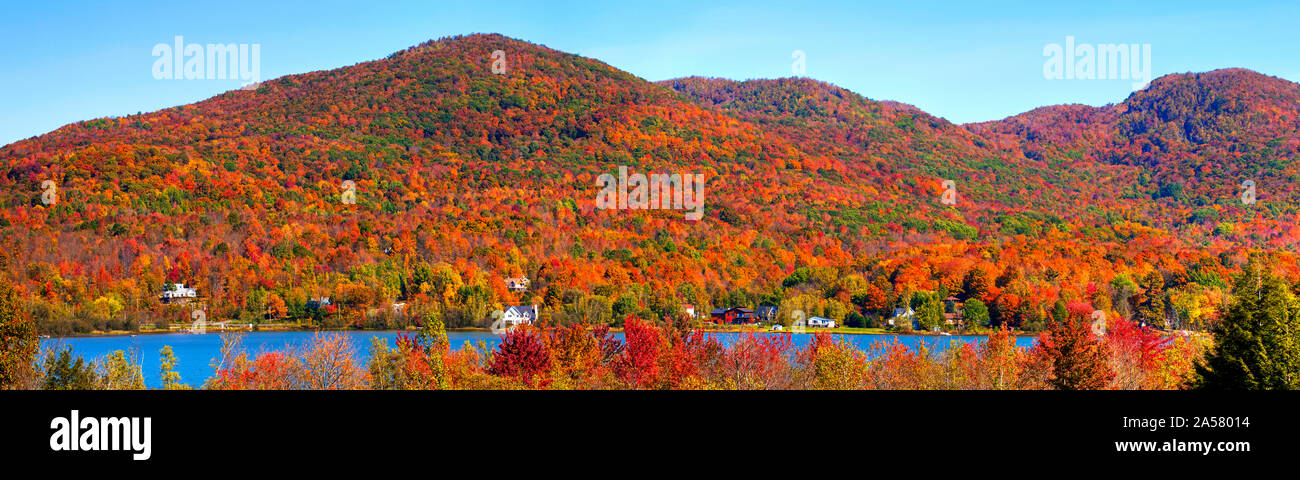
[{"x1": 2, "y1": 33, "x2": 1298, "y2": 335}]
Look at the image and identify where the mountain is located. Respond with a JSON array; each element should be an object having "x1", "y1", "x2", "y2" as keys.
[
  {"x1": 1, "y1": 34, "x2": 1296, "y2": 335},
  {"x1": 660, "y1": 76, "x2": 1127, "y2": 225},
  {"x1": 972, "y1": 68, "x2": 1300, "y2": 246}
]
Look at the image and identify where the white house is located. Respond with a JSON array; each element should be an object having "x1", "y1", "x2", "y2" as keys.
[
  {"x1": 808, "y1": 316, "x2": 837, "y2": 328},
  {"x1": 505, "y1": 277, "x2": 530, "y2": 292},
  {"x1": 160, "y1": 283, "x2": 198, "y2": 304},
  {"x1": 501, "y1": 305, "x2": 538, "y2": 326},
  {"x1": 888, "y1": 307, "x2": 915, "y2": 327}
]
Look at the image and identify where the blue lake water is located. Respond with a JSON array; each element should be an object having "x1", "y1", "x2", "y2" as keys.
[{"x1": 40, "y1": 330, "x2": 1037, "y2": 389}]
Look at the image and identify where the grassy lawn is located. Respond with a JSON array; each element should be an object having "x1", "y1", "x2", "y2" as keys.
[{"x1": 818, "y1": 327, "x2": 890, "y2": 335}]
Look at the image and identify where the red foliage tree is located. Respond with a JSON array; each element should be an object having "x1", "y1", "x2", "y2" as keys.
[
  {"x1": 489, "y1": 327, "x2": 550, "y2": 387},
  {"x1": 618, "y1": 316, "x2": 664, "y2": 389}
]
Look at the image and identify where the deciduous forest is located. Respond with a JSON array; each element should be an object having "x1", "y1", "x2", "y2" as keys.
[{"x1": 3, "y1": 34, "x2": 1300, "y2": 390}]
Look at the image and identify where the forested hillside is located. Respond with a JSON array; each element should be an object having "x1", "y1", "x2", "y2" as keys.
[{"x1": 1, "y1": 33, "x2": 1297, "y2": 337}]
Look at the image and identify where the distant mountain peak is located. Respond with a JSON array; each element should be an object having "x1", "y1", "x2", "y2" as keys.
[
  {"x1": 1124, "y1": 68, "x2": 1291, "y2": 108},
  {"x1": 390, "y1": 33, "x2": 551, "y2": 58}
]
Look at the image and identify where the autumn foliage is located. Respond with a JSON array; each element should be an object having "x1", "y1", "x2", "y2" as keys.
[
  {"x1": 489, "y1": 326, "x2": 550, "y2": 387},
  {"x1": 3, "y1": 34, "x2": 1297, "y2": 348},
  {"x1": 0, "y1": 33, "x2": 1282, "y2": 391},
  {"x1": 207, "y1": 332, "x2": 366, "y2": 390},
  {"x1": 358, "y1": 317, "x2": 1198, "y2": 390}
]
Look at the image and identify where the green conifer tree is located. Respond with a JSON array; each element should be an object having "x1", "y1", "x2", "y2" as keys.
[{"x1": 1197, "y1": 260, "x2": 1300, "y2": 390}]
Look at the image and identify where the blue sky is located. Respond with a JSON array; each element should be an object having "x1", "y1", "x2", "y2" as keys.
[{"x1": 2, "y1": 0, "x2": 1297, "y2": 146}]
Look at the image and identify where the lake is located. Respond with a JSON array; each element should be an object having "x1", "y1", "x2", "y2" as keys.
[{"x1": 40, "y1": 330, "x2": 1038, "y2": 389}]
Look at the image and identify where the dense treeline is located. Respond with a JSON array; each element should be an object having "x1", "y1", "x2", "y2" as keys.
[{"x1": 3, "y1": 259, "x2": 1299, "y2": 390}]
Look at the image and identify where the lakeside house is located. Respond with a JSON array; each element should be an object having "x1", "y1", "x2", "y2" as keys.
[
  {"x1": 681, "y1": 304, "x2": 696, "y2": 319},
  {"x1": 943, "y1": 296, "x2": 964, "y2": 325},
  {"x1": 159, "y1": 283, "x2": 198, "y2": 305},
  {"x1": 889, "y1": 307, "x2": 915, "y2": 328},
  {"x1": 710, "y1": 307, "x2": 757, "y2": 325},
  {"x1": 505, "y1": 277, "x2": 530, "y2": 293},
  {"x1": 756, "y1": 305, "x2": 779, "y2": 324},
  {"x1": 501, "y1": 304, "x2": 539, "y2": 326},
  {"x1": 808, "y1": 316, "x2": 837, "y2": 328},
  {"x1": 306, "y1": 297, "x2": 332, "y2": 310},
  {"x1": 365, "y1": 302, "x2": 409, "y2": 319}
]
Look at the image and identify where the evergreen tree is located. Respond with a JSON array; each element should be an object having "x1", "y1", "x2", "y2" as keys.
[
  {"x1": 1196, "y1": 261, "x2": 1300, "y2": 390},
  {"x1": 41, "y1": 348, "x2": 98, "y2": 390},
  {"x1": 845, "y1": 312, "x2": 867, "y2": 329},
  {"x1": 1044, "y1": 311, "x2": 1113, "y2": 390},
  {"x1": 1050, "y1": 300, "x2": 1069, "y2": 323}
]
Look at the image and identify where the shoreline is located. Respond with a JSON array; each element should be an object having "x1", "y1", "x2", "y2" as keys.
[
  {"x1": 41, "y1": 325, "x2": 476, "y2": 340},
  {"x1": 695, "y1": 326, "x2": 1040, "y2": 337},
  {"x1": 41, "y1": 325, "x2": 1041, "y2": 340}
]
